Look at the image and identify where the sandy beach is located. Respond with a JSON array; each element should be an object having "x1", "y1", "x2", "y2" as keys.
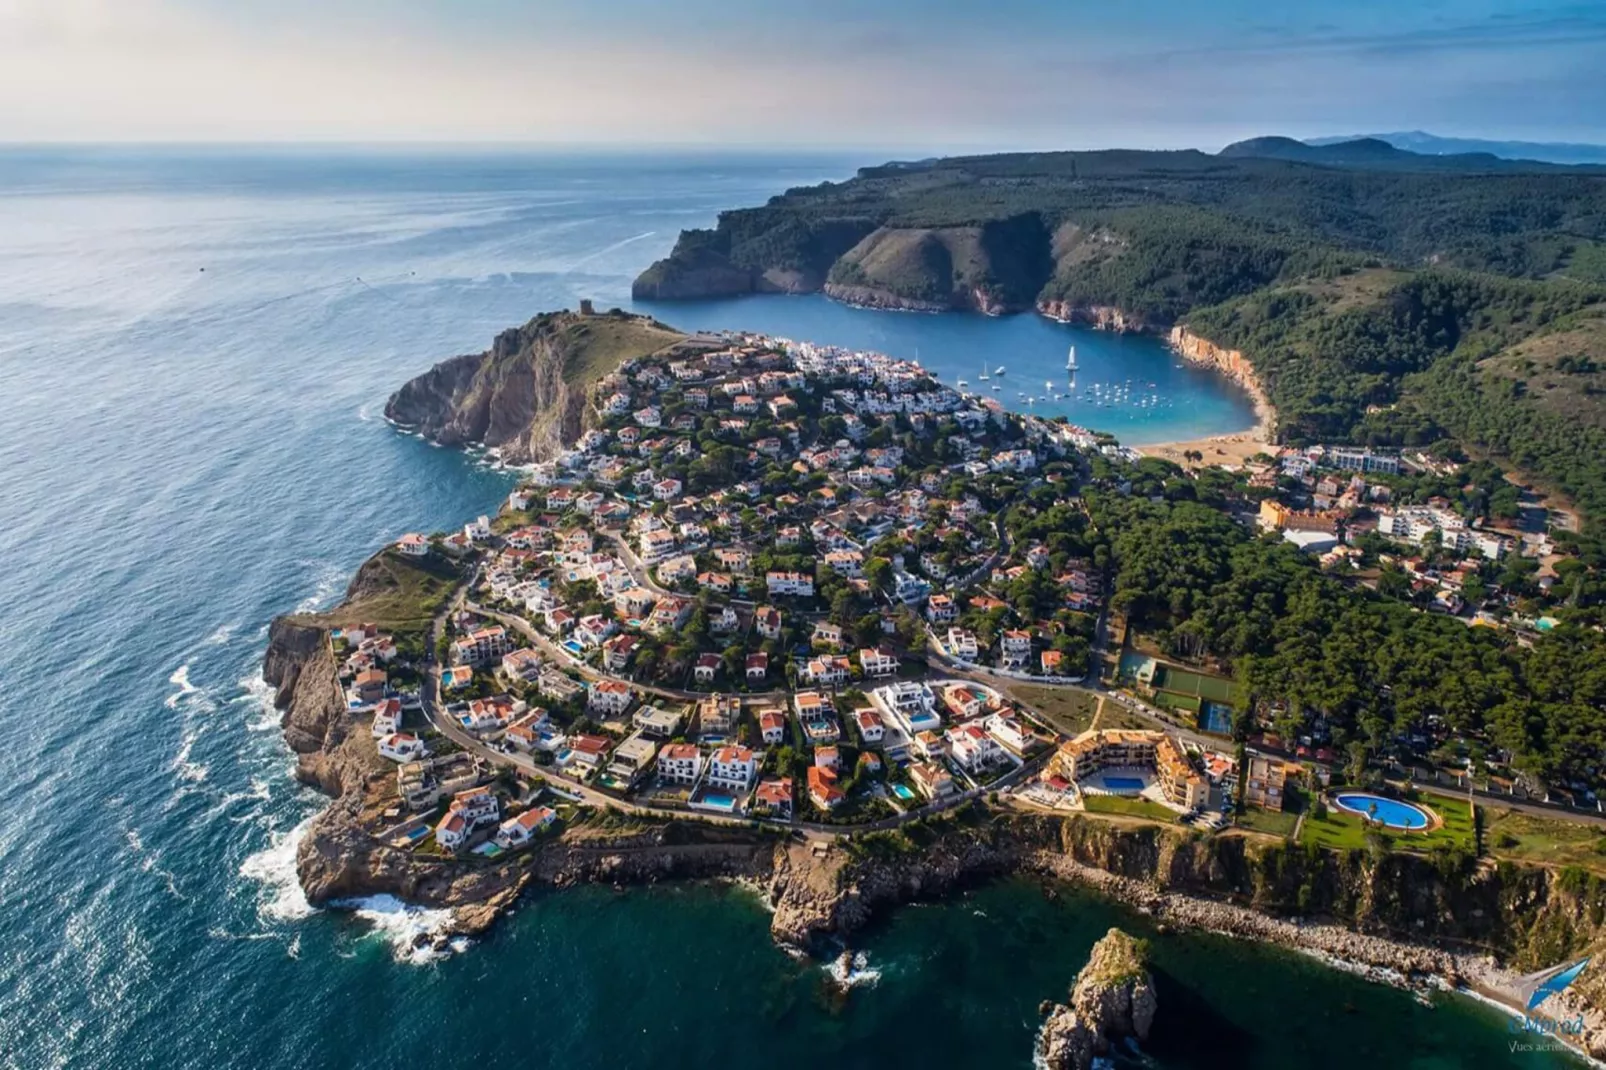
[{"x1": 1137, "y1": 328, "x2": 1279, "y2": 468}]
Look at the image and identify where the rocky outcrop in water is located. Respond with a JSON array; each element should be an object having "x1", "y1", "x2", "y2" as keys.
[{"x1": 1037, "y1": 928, "x2": 1157, "y2": 1070}]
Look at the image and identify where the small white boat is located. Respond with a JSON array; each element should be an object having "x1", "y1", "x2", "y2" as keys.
[
  {"x1": 1067, "y1": 345, "x2": 1077, "y2": 371},
  {"x1": 991, "y1": 384, "x2": 1001, "y2": 392},
  {"x1": 957, "y1": 379, "x2": 969, "y2": 388},
  {"x1": 994, "y1": 366, "x2": 1006, "y2": 376}
]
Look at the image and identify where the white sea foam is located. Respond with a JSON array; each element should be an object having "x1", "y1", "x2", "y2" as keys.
[
  {"x1": 334, "y1": 893, "x2": 463, "y2": 965},
  {"x1": 236, "y1": 673, "x2": 280, "y2": 732},
  {"x1": 824, "y1": 950, "x2": 882, "y2": 990},
  {"x1": 205, "y1": 623, "x2": 237, "y2": 645},
  {"x1": 294, "y1": 562, "x2": 346, "y2": 615},
  {"x1": 163, "y1": 664, "x2": 198, "y2": 709},
  {"x1": 239, "y1": 816, "x2": 315, "y2": 922},
  {"x1": 171, "y1": 726, "x2": 209, "y2": 783}
]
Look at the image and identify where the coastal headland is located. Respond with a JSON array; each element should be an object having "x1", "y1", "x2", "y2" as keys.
[{"x1": 264, "y1": 300, "x2": 1606, "y2": 1062}]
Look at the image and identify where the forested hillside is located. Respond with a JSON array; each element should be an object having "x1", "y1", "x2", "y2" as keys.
[{"x1": 633, "y1": 140, "x2": 1606, "y2": 528}]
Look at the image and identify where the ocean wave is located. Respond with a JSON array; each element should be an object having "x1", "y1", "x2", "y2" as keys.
[
  {"x1": 122, "y1": 819, "x2": 188, "y2": 901},
  {"x1": 170, "y1": 725, "x2": 209, "y2": 783},
  {"x1": 236, "y1": 673, "x2": 280, "y2": 732},
  {"x1": 824, "y1": 950, "x2": 882, "y2": 990},
  {"x1": 294, "y1": 561, "x2": 347, "y2": 615},
  {"x1": 163, "y1": 664, "x2": 199, "y2": 709},
  {"x1": 238, "y1": 816, "x2": 315, "y2": 922},
  {"x1": 332, "y1": 893, "x2": 466, "y2": 965},
  {"x1": 205, "y1": 623, "x2": 238, "y2": 645}
]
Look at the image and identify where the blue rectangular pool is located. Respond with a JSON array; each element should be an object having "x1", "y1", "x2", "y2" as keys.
[
  {"x1": 890, "y1": 783, "x2": 916, "y2": 801},
  {"x1": 1104, "y1": 776, "x2": 1145, "y2": 792}
]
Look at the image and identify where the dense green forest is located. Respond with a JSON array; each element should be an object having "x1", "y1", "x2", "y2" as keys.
[
  {"x1": 1080, "y1": 477, "x2": 1606, "y2": 788},
  {"x1": 635, "y1": 141, "x2": 1606, "y2": 531}
]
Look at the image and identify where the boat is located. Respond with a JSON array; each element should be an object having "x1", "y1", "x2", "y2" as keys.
[
  {"x1": 991, "y1": 384, "x2": 1001, "y2": 392},
  {"x1": 956, "y1": 379, "x2": 969, "y2": 388},
  {"x1": 1045, "y1": 380, "x2": 1054, "y2": 390},
  {"x1": 1067, "y1": 345, "x2": 1077, "y2": 371},
  {"x1": 994, "y1": 366, "x2": 1006, "y2": 376}
]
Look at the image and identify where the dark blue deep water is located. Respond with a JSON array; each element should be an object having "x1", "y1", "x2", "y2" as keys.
[{"x1": 0, "y1": 148, "x2": 1577, "y2": 1069}]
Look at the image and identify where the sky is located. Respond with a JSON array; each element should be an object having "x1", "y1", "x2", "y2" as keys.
[{"x1": 1, "y1": 0, "x2": 1603, "y2": 150}]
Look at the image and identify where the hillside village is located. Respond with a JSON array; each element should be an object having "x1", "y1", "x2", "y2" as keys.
[{"x1": 343, "y1": 324, "x2": 1596, "y2": 859}]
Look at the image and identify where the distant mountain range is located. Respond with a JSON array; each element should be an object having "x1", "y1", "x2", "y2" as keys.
[
  {"x1": 1219, "y1": 135, "x2": 1604, "y2": 173},
  {"x1": 1305, "y1": 130, "x2": 1606, "y2": 167}
]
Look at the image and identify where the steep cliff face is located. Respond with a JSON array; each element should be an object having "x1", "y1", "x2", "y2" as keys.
[
  {"x1": 383, "y1": 311, "x2": 685, "y2": 464},
  {"x1": 1168, "y1": 325, "x2": 1275, "y2": 436},
  {"x1": 1037, "y1": 300, "x2": 1155, "y2": 332}
]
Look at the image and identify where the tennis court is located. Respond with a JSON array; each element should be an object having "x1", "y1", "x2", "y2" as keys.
[{"x1": 1151, "y1": 664, "x2": 1237, "y2": 704}]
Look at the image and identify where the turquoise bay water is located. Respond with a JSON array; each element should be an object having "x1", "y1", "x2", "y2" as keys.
[
  {"x1": 638, "y1": 295, "x2": 1260, "y2": 445},
  {"x1": 0, "y1": 148, "x2": 1577, "y2": 1069}
]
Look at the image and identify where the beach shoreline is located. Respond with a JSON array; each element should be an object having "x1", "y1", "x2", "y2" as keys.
[{"x1": 1136, "y1": 327, "x2": 1277, "y2": 467}]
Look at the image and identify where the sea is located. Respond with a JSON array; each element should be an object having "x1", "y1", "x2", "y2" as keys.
[{"x1": 0, "y1": 147, "x2": 1577, "y2": 1070}]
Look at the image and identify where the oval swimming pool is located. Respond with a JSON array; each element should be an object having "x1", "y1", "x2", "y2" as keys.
[{"x1": 1332, "y1": 792, "x2": 1431, "y2": 830}]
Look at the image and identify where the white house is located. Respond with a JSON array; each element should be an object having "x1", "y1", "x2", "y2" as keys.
[
  {"x1": 377, "y1": 732, "x2": 427, "y2": 763},
  {"x1": 587, "y1": 680, "x2": 635, "y2": 716},
  {"x1": 946, "y1": 724, "x2": 1004, "y2": 771},
  {"x1": 858, "y1": 647, "x2": 899, "y2": 678},
  {"x1": 985, "y1": 712, "x2": 1032, "y2": 754},
  {"x1": 435, "y1": 788, "x2": 499, "y2": 852},
  {"x1": 396, "y1": 533, "x2": 430, "y2": 557},
  {"x1": 657, "y1": 742, "x2": 704, "y2": 785},
  {"x1": 370, "y1": 698, "x2": 404, "y2": 738},
  {"x1": 758, "y1": 710, "x2": 787, "y2": 744},
  {"x1": 946, "y1": 628, "x2": 979, "y2": 660},
  {"x1": 707, "y1": 745, "x2": 758, "y2": 791},
  {"x1": 1000, "y1": 630, "x2": 1032, "y2": 669},
  {"x1": 766, "y1": 570, "x2": 815, "y2": 597},
  {"x1": 853, "y1": 707, "x2": 885, "y2": 744},
  {"x1": 694, "y1": 653, "x2": 721, "y2": 684},
  {"x1": 494, "y1": 806, "x2": 556, "y2": 848}
]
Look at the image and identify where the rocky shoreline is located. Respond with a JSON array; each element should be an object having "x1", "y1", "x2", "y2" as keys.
[
  {"x1": 1167, "y1": 325, "x2": 1276, "y2": 443},
  {"x1": 262, "y1": 610, "x2": 1606, "y2": 1057}
]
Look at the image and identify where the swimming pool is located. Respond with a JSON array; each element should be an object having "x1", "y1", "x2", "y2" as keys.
[
  {"x1": 890, "y1": 783, "x2": 916, "y2": 801},
  {"x1": 694, "y1": 792, "x2": 738, "y2": 813},
  {"x1": 561, "y1": 639, "x2": 585, "y2": 655},
  {"x1": 1333, "y1": 792, "x2": 1432, "y2": 830},
  {"x1": 1103, "y1": 776, "x2": 1146, "y2": 793}
]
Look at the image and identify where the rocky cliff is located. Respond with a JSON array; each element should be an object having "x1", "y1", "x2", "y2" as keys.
[
  {"x1": 1037, "y1": 928, "x2": 1157, "y2": 1070},
  {"x1": 1168, "y1": 326, "x2": 1276, "y2": 437},
  {"x1": 1037, "y1": 300, "x2": 1155, "y2": 333},
  {"x1": 383, "y1": 310, "x2": 685, "y2": 464}
]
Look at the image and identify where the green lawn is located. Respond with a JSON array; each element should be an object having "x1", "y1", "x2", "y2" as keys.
[
  {"x1": 1235, "y1": 807, "x2": 1299, "y2": 837},
  {"x1": 1150, "y1": 664, "x2": 1238, "y2": 704},
  {"x1": 1485, "y1": 806, "x2": 1606, "y2": 875},
  {"x1": 1083, "y1": 795, "x2": 1177, "y2": 824},
  {"x1": 1299, "y1": 791, "x2": 1477, "y2": 854},
  {"x1": 294, "y1": 549, "x2": 461, "y2": 636},
  {"x1": 1153, "y1": 691, "x2": 1202, "y2": 714}
]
